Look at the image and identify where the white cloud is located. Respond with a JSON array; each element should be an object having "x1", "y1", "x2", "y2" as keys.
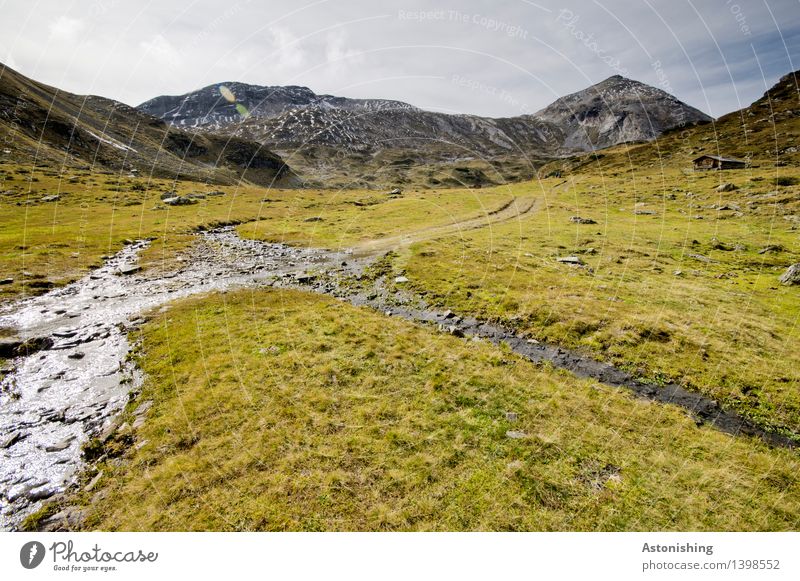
[
  {"x1": 266, "y1": 26, "x2": 305, "y2": 72},
  {"x1": 324, "y1": 31, "x2": 364, "y2": 74},
  {"x1": 48, "y1": 16, "x2": 85, "y2": 42},
  {"x1": 140, "y1": 34, "x2": 183, "y2": 70}
]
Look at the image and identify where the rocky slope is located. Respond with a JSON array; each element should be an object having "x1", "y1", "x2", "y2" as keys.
[
  {"x1": 139, "y1": 76, "x2": 711, "y2": 159},
  {"x1": 0, "y1": 64, "x2": 298, "y2": 187},
  {"x1": 532, "y1": 75, "x2": 711, "y2": 150}
]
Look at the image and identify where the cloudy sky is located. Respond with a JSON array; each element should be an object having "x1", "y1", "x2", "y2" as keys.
[{"x1": 1, "y1": 0, "x2": 798, "y2": 118}]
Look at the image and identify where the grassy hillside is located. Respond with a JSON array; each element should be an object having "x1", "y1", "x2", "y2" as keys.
[
  {"x1": 75, "y1": 290, "x2": 799, "y2": 531},
  {"x1": 0, "y1": 63, "x2": 296, "y2": 187}
]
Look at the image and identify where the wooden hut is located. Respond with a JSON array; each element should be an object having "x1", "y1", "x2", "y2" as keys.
[{"x1": 692, "y1": 155, "x2": 746, "y2": 170}]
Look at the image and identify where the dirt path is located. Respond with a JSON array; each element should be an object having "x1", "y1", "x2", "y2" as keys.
[{"x1": 350, "y1": 196, "x2": 537, "y2": 256}]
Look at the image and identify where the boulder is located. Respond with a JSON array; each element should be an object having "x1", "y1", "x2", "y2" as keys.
[
  {"x1": 716, "y1": 183, "x2": 738, "y2": 192},
  {"x1": 163, "y1": 196, "x2": 198, "y2": 206},
  {"x1": 779, "y1": 263, "x2": 800, "y2": 285},
  {"x1": 117, "y1": 265, "x2": 141, "y2": 275},
  {"x1": 569, "y1": 216, "x2": 597, "y2": 224},
  {"x1": 0, "y1": 277, "x2": 13, "y2": 285},
  {"x1": 41, "y1": 194, "x2": 61, "y2": 202},
  {"x1": 556, "y1": 256, "x2": 584, "y2": 265},
  {"x1": 388, "y1": 188, "x2": 402, "y2": 196}
]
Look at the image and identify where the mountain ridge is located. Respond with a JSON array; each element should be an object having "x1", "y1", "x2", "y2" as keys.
[{"x1": 138, "y1": 75, "x2": 712, "y2": 158}]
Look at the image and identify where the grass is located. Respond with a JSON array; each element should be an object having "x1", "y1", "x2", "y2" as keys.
[
  {"x1": 379, "y1": 166, "x2": 800, "y2": 436},
  {"x1": 78, "y1": 289, "x2": 800, "y2": 531},
  {"x1": 0, "y1": 161, "x2": 511, "y2": 302}
]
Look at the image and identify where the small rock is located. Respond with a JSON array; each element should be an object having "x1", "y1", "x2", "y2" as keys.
[
  {"x1": 394, "y1": 276, "x2": 409, "y2": 283},
  {"x1": 85, "y1": 471, "x2": 104, "y2": 492},
  {"x1": 759, "y1": 244, "x2": 785, "y2": 254},
  {"x1": 505, "y1": 412, "x2": 518, "y2": 422},
  {"x1": 388, "y1": 188, "x2": 402, "y2": 196},
  {"x1": 447, "y1": 326, "x2": 465, "y2": 338},
  {"x1": 569, "y1": 216, "x2": 597, "y2": 224},
  {"x1": 506, "y1": 430, "x2": 526, "y2": 439},
  {"x1": 716, "y1": 182, "x2": 738, "y2": 192},
  {"x1": 45, "y1": 436, "x2": 75, "y2": 452},
  {"x1": 68, "y1": 351, "x2": 85, "y2": 360},
  {"x1": 442, "y1": 310, "x2": 455, "y2": 319},
  {"x1": 0, "y1": 277, "x2": 13, "y2": 285},
  {"x1": 779, "y1": 263, "x2": 800, "y2": 285},
  {"x1": 163, "y1": 196, "x2": 198, "y2": 206},
  {"x1": 117, "y1": 265, "x2": 141, "y2": 275},
  {"x1": 134, "y1": 400, "x2": 153, "y2": 416},
  {"x1": 27, "y1": 486, "x2": 56, "y2": 501},
  {"x1": 688, "y1": 253, "x2": 715, "y2": 263},
  {"x1": 633, "y1": 209, "x2": 656, "y2": 215},
  {"x1": 0, "y1": 431, "x2": 26, "y2": 449},
  {"x1": 41, "y1": 194, "x2": 61, "y2": 202},
  {"x1": 556, "y1": 256, "x2": 584, "y2": 265},
  {"x1": 303, "y1": 216, "x2": 323, "y2": 222}
]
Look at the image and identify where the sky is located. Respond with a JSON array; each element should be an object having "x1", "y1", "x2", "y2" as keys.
[{"x1": 1, "y1": 0, "x2": 798, "y2": 118}]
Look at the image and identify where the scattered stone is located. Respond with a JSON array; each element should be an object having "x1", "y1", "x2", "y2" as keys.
[
  {"x1": 117, "y1": 265, "x2": 141, "y2": 276},
  {"x1": 160, "y1": 191, "x2": 177, "y2": 200},
  {"x1": 633, "y1": 209, "x2": 656, "y2": 215},
  {"x1": 556, "y1": 256, "x2": 584, "y2": 265},
  {"x1": 134, "y1": 400, "x2": 153, "y2": 416},
  {"x1": 505, "y1": 430, "x2": 527, "y2": 439},
  {"x1": 84, "y1": 471, "x2": 104, "y2": 492},
  {"x1": 1, "y1": 431, "x2": 26, "y2": 449},
  {"x1": 779, "y1": 263, "x2": 800, "y2": 285},
  {"x1": 688, "y1": 253, "x2": 715, "y2": 263},
  {"x1": 388, "y1": 188, "x2": 402, "y2": 196},
  {"x1": 759, "y1": 244, "x2": 786, "y2": 254},
  {"x1": 68, "y1": 351, "x2": 85, "y2": 360},
  {"x1": 505, "y1": 412, "x2": 518, "y2": 422},
  {"x1": 41, "y1": 194, "x2": 61, "y2": 202},
  {"x1": 207, "y1": 190, "x2": 225, "y2": 196},
  {"x1": 303, "y1": 216, "x2": 323, "y2": 222},
  {"x1": 41, "y1": 506, "x2": 87, "y2": 531},
  {"x1": 163, "y1": 196, "x2": 198, "y2": 206},
  {"x1": 442, "y1": 310, "x2": 455, "y2": 319},
  {"x1": 295, "y1": 273, "x2": 314, "y2": 284},
  {"x1": 27, "y1": 486, "x2": 56, "y2": 501},
  {"x1": 447, "y1": 326, "x2": 464, "y2": 338},
  {"x1": 710, "y1": 238, "x2": 733, "y2": 251},
  {"x1": 45, "y1": 436, "x2": 75, "y2": 453},
  {"x1": 394, "y1": 276, "x2": 409, "y2": 283},
  {"x1": 716, "y1": 182, "x2": 738, "y2": 192},
  {"x1": 0, "y1": 277, "x2": 13, "y2": 285},
  {"x1": 569, "y1": 216, "x2": 597, "y2": 224}
]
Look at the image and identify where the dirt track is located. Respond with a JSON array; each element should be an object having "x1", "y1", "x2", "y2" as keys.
[{"x1": 350, "y1": 196, "x2": 537, "y2": 256}]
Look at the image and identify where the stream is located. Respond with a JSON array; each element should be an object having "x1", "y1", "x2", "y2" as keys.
[{"x1": 0, "y1": 227, "x2": 794, "y2": 530}]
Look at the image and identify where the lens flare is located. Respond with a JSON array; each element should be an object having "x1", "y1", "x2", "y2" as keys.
[
  {"x1": 218, "y1": 85, "x2": 236, "y2": 103},
  {"x1": 235, "y1": 103, "x2": 250, "y2": 118}
]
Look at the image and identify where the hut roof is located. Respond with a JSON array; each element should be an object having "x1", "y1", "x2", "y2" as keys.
[{"x1": 692, "y1": 154, "x2": 746, "y2": 164}]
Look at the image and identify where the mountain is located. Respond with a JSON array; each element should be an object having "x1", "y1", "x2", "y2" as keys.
[
  {"x1": 542, "y1": 69, "x2": 800, "y2": 175},
  {"x1": 532, "y1": 75, "x2": 712, "y2": 150},
  {"x1": 138, "y1": 76, "x2": 710, "y2": 158},
  {"x1": 0, "y1": 64, "x2": 297, "y2": 187}
]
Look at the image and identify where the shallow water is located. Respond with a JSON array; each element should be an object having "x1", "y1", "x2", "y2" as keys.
[{"x1": 0, "y1": 230, "x2": 346, "y2": 529}]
